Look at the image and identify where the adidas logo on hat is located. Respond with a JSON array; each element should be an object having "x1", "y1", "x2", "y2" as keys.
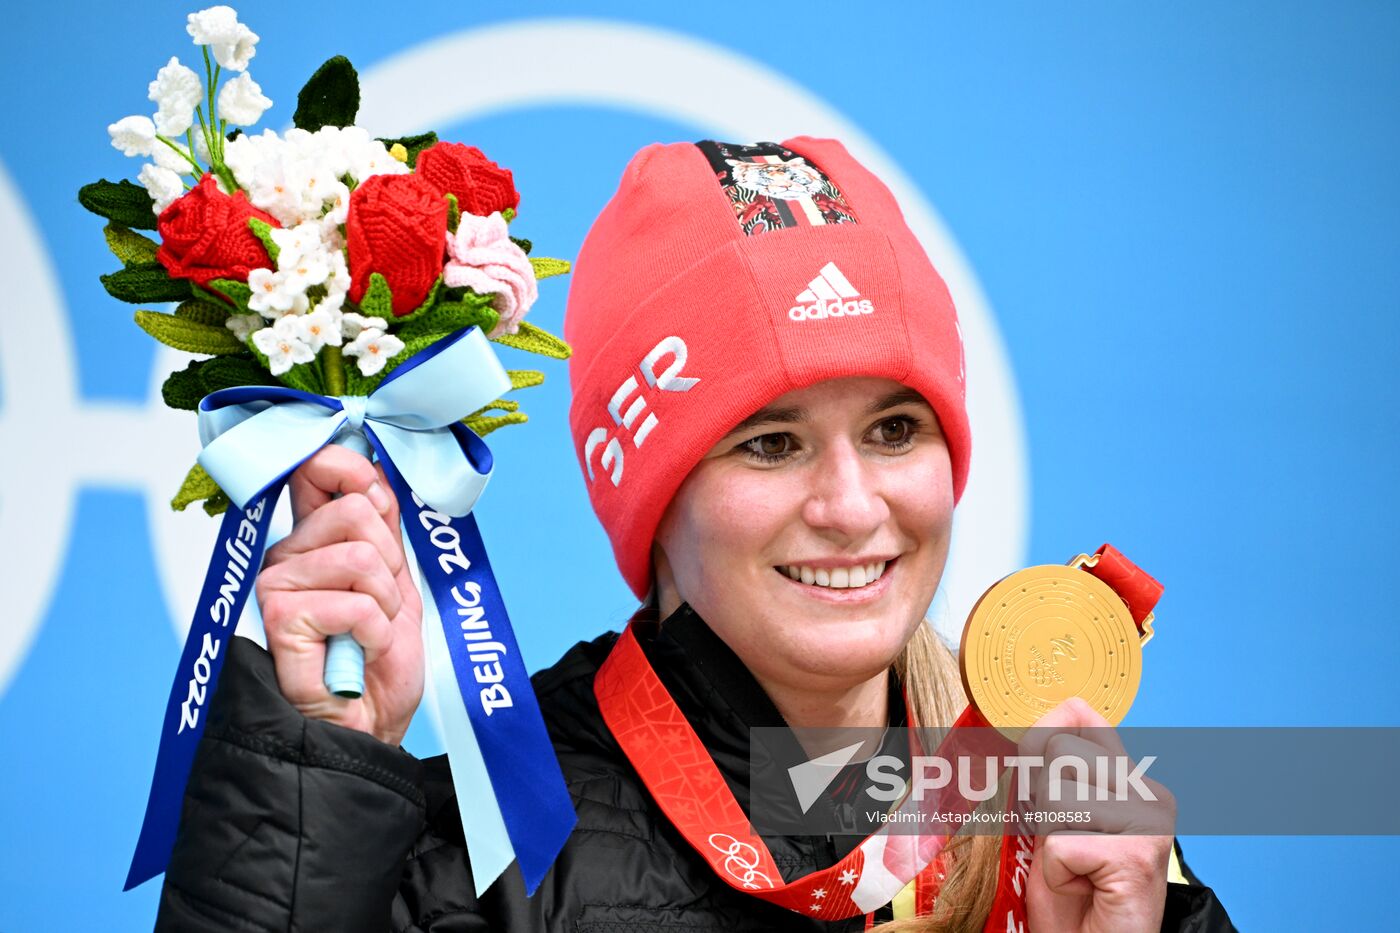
[{"x1": 788, "y1": 262, "x2": 875, "y2": 321}]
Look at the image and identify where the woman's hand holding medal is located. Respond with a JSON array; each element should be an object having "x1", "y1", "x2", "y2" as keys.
[
  {"x1": 256, "y1": 445, "x2": 425, "y2": 746},
  {"x1": 1021, "y1": 696, "x2": 1176, "y2": 933}
]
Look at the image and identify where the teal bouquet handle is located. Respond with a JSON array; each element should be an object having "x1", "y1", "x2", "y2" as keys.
[{"x1": 323, "y1": 430, "x2": 374, "y2": 699}]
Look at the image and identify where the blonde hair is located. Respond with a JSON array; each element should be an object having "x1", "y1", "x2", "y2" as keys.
[{"x1": 878, "y1": 621, "x2": 1002, "y2": 932}]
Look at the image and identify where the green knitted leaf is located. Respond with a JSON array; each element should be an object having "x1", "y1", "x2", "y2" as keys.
[
  {"x1": 343, "y1": 361, "x2": 374, "y2": 397},
  {"x1": 174, "y1": 299, "x2": 230, "y2": 326},
  {"x1": 191, "y1": 281, "x2": 230, "y2": 308},
  {"x1": 247, "y1": 217, "x2": 280, "y2": 263},
  {"x1": 135, "y1": 310, "x2": 246, "y2": 355},
  {"x1": 377, "y1": 131, "x2": 438, "y2": 168},
  {"x1": 159, "y1": 355, "x2": 276, "y2": 414},
  {"x1": 463, "y1": 411, "x2": 529, "y2": 437},
  {"x1": 469, "y1": 397, "x2": 520, "y2": 417},
  {"x1": 529, "y1": 257, "x2": 570, "y2": 280},
  {"x1": 104, "y1": 223, "x2": 159, "y2": 265},
  {"x1": 205, "y1": 278, "x2": 253, "y2": 311},
  {"x1": 203, "y1": 492, "x2": 231, "y2": 516},
  {"x1": 501, "y1": 207, "x2": 517, "y2": 223},
  {"x1": 397, "y1": 292, "x2": 498, "y2": 340},
  {"x1": 507, "y1": 369, "x2": 545, "y2": 390},
  {"x1": 279, "y1": 362, "x2": 323, "y2": 394},
  {"x1": 79, "y1": 179, "x2": 157, "y2": 230},
  {"x1": 171, "y1": 462, "x2": 223, "y2": 511},
  {"x1": 101, "y1": 263, "x2": 192, "y2": 304},
  {"x1": 445, "y1": 193, "x2": 461, "y2": 233},
  {"x1": 161, "y1": 360, "x2": 208, "y2": 411},
  {"x1": 491, "y1": 320, "x2": 571, "y2": 359},
  {"x1": 190, "y1": 280, "x2": 252, "y2": 314},
  {"x1": 294, "y1": 55, "x2": 360, "y2": 131},
  {"x1": 200, "y1": 355, "x2": 279, "y2": 393},
  {"x1": 357, "y1": 272, "x2": 395, "y2": 321},
  {"x1": 509, "y1": 235, "x2": 532, "y2": 255},
  {"x1": 351, "y1": 274, "x2": 444, "y2": 327}
]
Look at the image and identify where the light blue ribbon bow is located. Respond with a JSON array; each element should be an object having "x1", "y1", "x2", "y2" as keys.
[{"x1": 197, "y1": 325, "x2": 511, "y2": 517}]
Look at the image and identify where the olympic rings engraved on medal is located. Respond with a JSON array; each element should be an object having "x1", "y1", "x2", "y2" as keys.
[{"x1": 708, "y1": 833, "x2": 775, "y2": 889}]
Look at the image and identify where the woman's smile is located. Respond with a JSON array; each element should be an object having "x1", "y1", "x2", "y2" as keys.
[{"x1": 772, "y1": 555, "x2": 900, "y2": 604}]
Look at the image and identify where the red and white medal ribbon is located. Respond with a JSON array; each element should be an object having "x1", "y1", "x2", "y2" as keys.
[{"x1": 595, "y1": 614, "x2": 1030, "y2": 926}]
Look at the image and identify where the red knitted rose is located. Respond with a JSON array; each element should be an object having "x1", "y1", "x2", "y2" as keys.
[
  {"x1": 415, "y1": 141, "x2": 520, "y2": 217},
  {"x1": 155, "y1": 174, "x2": 278, "y2": 286},
  {"x1": 346, "y1": 173, "x2": 448, "y2": 316}
]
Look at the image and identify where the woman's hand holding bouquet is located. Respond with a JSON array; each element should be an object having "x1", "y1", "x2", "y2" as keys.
[{"x1": 257, "y1": 446, "x2": 424, "y2": 746}]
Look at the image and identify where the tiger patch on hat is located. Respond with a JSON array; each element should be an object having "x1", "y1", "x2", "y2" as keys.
[{"x1": 696, "y1": 140, "x2": 859, "y2": 236}]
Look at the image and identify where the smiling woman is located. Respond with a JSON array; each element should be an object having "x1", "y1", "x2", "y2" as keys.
[
  {"x1": 156, "y1": 138, "x2": 1234, "y2": 931},
  {"x1": 654, "y1": 377, "x2": 954, "y2": 720}
]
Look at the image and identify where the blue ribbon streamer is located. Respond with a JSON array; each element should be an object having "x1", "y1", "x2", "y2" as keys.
[
  {"x1": 378, "y1": 447, "x2": 577, "y2": 894},
  {"x1": 125, "y1": 485, "x2": 281, "y2": 890},
  {"x1": 125, "y1": 327, "x2": 576, "y2": 893}
]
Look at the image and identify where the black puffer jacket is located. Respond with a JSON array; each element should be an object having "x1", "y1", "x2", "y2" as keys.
[{"x1": 156, "y1": 605, "x2": 1236, "y2": 932}]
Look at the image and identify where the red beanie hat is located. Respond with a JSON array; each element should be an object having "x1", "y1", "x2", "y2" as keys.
[{"x1": 565, "y1": 137, "x2": 970, "y2": 599}]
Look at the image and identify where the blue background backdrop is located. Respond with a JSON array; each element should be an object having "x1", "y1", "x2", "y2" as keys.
[{"x1": 2, "y1": 1, "x2": 1397, "y2": 928}]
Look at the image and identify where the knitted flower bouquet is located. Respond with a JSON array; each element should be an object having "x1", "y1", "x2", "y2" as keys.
[
  {"x1": 106, "y1": 8, "x2": 583, "y2": 895},
  {"x1": 85, "y1": 5, "x2": 570, "y2": 516}
]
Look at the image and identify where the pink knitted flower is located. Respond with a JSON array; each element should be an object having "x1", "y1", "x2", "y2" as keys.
[{"x1": 443, "y1": 211, "x2": 537, "y2": 337}]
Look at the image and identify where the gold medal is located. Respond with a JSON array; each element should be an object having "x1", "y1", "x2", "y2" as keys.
[{"x1": 959, "y1": 551, "x2": 1157, "y2": 740}]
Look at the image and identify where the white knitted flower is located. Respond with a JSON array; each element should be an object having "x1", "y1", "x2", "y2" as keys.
[
  {"x1": 108, "y1": 115, "x2": 156, "y2": 157},
  {"x1": 218, "y1": 27, "x2": 258, "y2": 71},
  {"x1": 148, "y1": 57, "x2": 203, "y2": 136},
  {"x1": 281, "y1": 127, "x2": 317, "y2": 158},
  {"x1": 226, "y1": 126, "x2": 397, "y2": 226},
  {"x1": 187, "y1": 6, "x2": 259, "y2": 71},
  {"x1": 347, "y1": 136, "x2": 409, "y2": 183},
  {"x1": 247, "y1": 267, "x2": 299, "y2": 316},
  {"x1": 152, "y1": 138, "x2": 195, "y2": 176},
  {"x1": 296, "y1": 161, "x2": 341, "y2": 224},
  {"x1": 300, "y1": 306, "x2": 343, "y2": 352},
  {"x1": 343, "y1": 327, "x2": 404, "y2": 377},
  {"x1": 186, "y1": 6, "x2": 239, "y2": 43},
  {"x1": 138, "y1": 163, "x2": 184, "y2": 214},
  {"x1": 281, "y1": 247, "x2": 330, "y2": 293},
  {"x1": 247, "y1": 155, "x2": 313, "y2": 226},
  {"x1": 340, "y1": 312, "x2": 383, "y2": 341},
  {"x1": 225, "y1": 312, "x2": 261, "y2": 341},
  {"x1": 268, "y1": 220, "x2": 321, "y2": 268},
  {"x1": 321, "y1": 180, "x2": 351, "y2": 227},
  {"x1": 326, "y1": 249, "x2": 350, "y2": 290},
  {"x1": 224, "y1": 128, "x2": 281, "y2": 189},
  {"x1": 253, "y1": 316, "x2": 315, "y2": 376},
  {"x1": 233, "y1": 137, "x2": 339, "y2": 227},
  {"x1": 217, "y1": 73, "x2": 271, "y2": 126},
  {"x1": 305, "y1": 126, "x2": 356, "y2": 178},
  {"x1": 321, "y1": 251, "x2": 352, "y2": 312},
  {"x1": 317, "y1": 288, "x2": 346, "y2": 316}
]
